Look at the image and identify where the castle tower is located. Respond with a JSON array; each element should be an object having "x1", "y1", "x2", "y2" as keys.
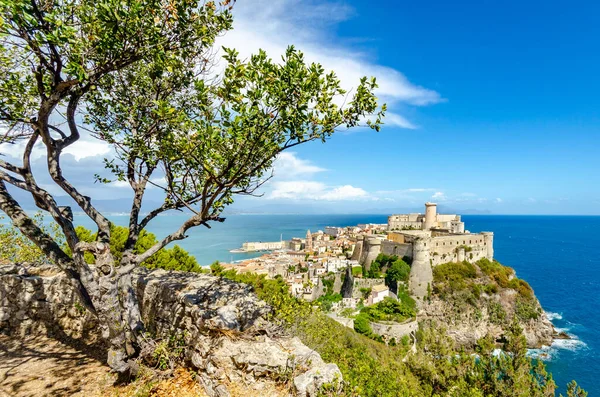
[
  {"x1": 424, "y1": 202, "x2": 437, "y2": 230},
  {"x1": 409, "y1": 237, "x2": 433, "y2": 302},
  {"x1": 482, "y1": 232, "x2": 494, "y2": 261},
  {"x1": 306, "y1": 230, "x2": 313, "y2": 253},
  {"x1": 361, "y1": 236, "x2": 382, "y2": 271}
]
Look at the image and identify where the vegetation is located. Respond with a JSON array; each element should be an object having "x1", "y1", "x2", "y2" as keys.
[
  {"x1": 0, "y1": 213, "x2": 63, "y2": 264},
  {"x1": 362, "y1": 253, "x2": 411, "y2": 288},
  {"x1": 384, "y1": 257, "x2": 411, "y2": 293},
  {"x1": 215, "y1": 268, "x2": 581, "y2": 396},
  {"x1": 0, "y1": 0, "x2": 384, "y2": 372},
  {"x1": 71, "y1": 225, "x2": 202, "y2": 272},
  {"x1": 358, "y1": 295, "x2": 415, "y2": 324},
  {"x1": 1, "y1": 215, "x2": 583, "y2": 395},
  {"x1": 432, "y1": 258, "x2": 542, "y2": 326}
]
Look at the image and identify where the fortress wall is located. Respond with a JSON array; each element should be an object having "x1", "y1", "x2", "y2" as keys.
[
  {"x1": 388, "y1": 221, "x2": 423, "y2": 231},
  {"x1": 370, "y1": 320, "x2": 418, "y2": 341},
  {"x1": 360, "y1": 238, "x2": 382, "y2": 270},
  {"x1": 350, "y1": 239, "x2": 363, "y2": 262},
  {"x1": 430, "y1": 245, "x2": 488, "y2": 266},
  {"x1": 352, "y1": 278, "x2": 386, "y2": 299},
  {"x1": 381, "y1": 241, "x2": 413, "y2": 259},
  {"x1": 429, "y1": 234, "x2": 491, "y2": 266},
  {"x1": 436, "y1": 214, "x2": 458, "y2": 222}
]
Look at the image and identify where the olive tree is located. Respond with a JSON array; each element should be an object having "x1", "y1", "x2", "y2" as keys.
[{"x1": 0, "y1": 0, "x2": 384, "y2": 372}]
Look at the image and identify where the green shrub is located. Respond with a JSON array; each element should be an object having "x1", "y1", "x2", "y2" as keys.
[
  {"x1": 488, "y1": 301, "x2": 507, "y2": 325},
  {"x1": 353, "y1": 313, "x2": 374, "y2": 337},
  {"x1": 433, "y1": 261, "x2": 477, "y2": 283},
  {"x1": 385, "y1": 258, "x2": 411, "y2": 292},
  {"x1": 360, "y1": 296, "x2": 416, "y2": 323},
  {"x1": 316, "y1": 293, "x2": 342, "y2": 312},
  {"x1": 515, "y1": 296, "x2": 541, "y2": 321},
  {"x1": 68, "y1": 224, "x2": 202, "y2": 272}
]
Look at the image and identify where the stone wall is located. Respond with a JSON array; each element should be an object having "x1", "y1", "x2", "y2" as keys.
[
  {"x1": 370, "y1": 319, "x2": 418, "y2": 341},
  {"x1": 0, "y1": 264, "x2": 341, "y2": 397},
  {"x1": 380, "y1": 241, "x2": 412, "y2": 259},
  {"x1": 327, "y1": 313, "x2": 417, "y2": 343},
  {"x1": 428, "y1": 234, "x2": 491, "y2": 266},
  {"x1": 351, "y1": 278, "x2": 386, "y2": 299},
  {"x1": 359, "y1": 237, "x2": 382, "y2": 270},
  {"x1": 327, "y1": 313, "x2": 354, "y2": 329}
]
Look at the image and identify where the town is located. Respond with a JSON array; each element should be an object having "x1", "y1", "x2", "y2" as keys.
[{"x1": 223, "y1": 203, "x2": 495, "y2": 341}]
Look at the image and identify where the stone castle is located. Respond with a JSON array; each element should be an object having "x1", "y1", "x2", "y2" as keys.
[{"x1": 352, "y1": 202, "x2": 494, "y2": 299}]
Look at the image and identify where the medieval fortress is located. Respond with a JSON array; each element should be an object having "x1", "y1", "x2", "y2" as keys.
[{"x1": 353, "y1": 202, "x2": 494, "y2": 299}]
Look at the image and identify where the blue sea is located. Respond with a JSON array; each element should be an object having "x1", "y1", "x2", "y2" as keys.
[{"x1": 71, "y1": 214, "x2": 599, "y2": 394}]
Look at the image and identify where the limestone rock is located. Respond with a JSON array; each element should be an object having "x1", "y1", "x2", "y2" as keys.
[
  {"x1": 0, "y1": 264, "x2": 342, "y2": 396},
  {"x1": 420, "y1": 290, "x2": 554, "y2": 349},
  {"x1": 293, "y1": 363, "x2": 342, "y2": 397}
]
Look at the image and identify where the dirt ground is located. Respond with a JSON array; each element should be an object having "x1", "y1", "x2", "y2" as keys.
[
  {"x1": 0, "y1": 335, "x2": 285, "y2": 397},
  {"x1": 0, "y1": 334, "x2": 114, "y2": 397}
]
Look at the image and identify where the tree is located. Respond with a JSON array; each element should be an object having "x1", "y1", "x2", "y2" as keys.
[
  {"x1": 0, "y1": 0, "x2": 384, "y2": 373},
  {"x1": 385, "y1": 258, "x2": 410, "y2": 293}
]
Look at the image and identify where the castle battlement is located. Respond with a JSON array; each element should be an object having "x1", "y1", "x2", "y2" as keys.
[{"x1": 354, "y1": 203, "x2": 495, "y2": 300}]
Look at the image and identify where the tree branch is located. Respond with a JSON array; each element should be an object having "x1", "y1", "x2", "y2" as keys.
[{"x1": 0, "y1": 180, "x2": 96, "y2": 313}]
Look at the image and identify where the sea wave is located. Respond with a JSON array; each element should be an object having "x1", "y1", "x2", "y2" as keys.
[
  {"x1": 545, "y1": 311, "x2": 563, "y2": 321},
  {"x1": 528, "y1": 335, "x2": 588, "y2": 361}
]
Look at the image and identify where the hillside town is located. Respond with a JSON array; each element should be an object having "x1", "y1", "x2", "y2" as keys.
[{"x1": 223, "y1": 203, "x2": 495, "y2": 313}]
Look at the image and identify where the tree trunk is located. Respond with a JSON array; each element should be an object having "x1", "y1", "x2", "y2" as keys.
[{"x1": 84, "y1": 246, "x2": 145, "y2": 373}]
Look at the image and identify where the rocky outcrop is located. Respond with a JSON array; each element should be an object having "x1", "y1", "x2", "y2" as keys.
[
  {"x1": 340, "y1": 265, "x2": 353, "y2": 299},
  {"x1": 419, "y1": 289, "x2": 554, "y2": 349},
  {"x1": 0, "y1": 264, "x2": 342, "y2": 396}
]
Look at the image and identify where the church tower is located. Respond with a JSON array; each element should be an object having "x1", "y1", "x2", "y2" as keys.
[{"x1": 306, "y1": 230, "x2": 313, "y2": 253}]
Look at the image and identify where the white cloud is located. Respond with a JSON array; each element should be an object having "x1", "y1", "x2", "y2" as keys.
[
  {"x1": 272, "y1": 152, "x2": 326, "y2": 179},
  {"x1": 407, "y1": 188, "x2": 436, "y2": 192},
  {"x1": 63, "y1": 139, "x2": 111, "y2": 161},
  {"x1": 432, "y1": 191, "x2": 446, "y2": 201},
  {"x1": 383, "y1": 113, "x2": 418, "y2": 129},
  {"x1": 495, "y1": 198, "x2": 503, "y2": 203},
  {"x1": 218, "y1": 0, "x2": 442, "y2": 129},
  {"x1": 320, "y1": 185, "x2": 369, "y2": 201},
  {"x1": 268, "y1": 180, "x2": 369, "y2": 201}
]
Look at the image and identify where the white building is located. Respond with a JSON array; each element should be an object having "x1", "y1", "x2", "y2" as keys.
[{"x1": 368, "y1": 284, "x2": 389, "y2": 305}]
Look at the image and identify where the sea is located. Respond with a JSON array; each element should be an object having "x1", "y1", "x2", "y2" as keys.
[{"x1": 65, "y1": 214, "x2": 600, "y2": 394}]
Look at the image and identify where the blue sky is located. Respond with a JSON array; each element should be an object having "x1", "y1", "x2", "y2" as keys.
[
  {"x1": 3, "y1": 0, "x2": 599, "y2": 215},
  {"x1": 232, "y1": 0, "x2": 600, "y2": 215}
]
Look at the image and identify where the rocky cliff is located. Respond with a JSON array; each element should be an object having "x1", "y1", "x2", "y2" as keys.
[
  {"x1": 418, "y1": 259, "x2": 555, "y2": 349},
  {"x1": 0, "y1": 264, "x2": 341, "y2": 397}
]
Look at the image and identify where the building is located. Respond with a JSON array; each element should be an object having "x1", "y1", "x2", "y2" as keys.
[
  {"x1": 368, "y1": 284, "x2": 390, "y2": 305},
  {"x1": 325, "y1": 226, "x2": 342, "y2": 237},
  {"x1": 306, "y1": 230, "x2": 313, "y2": 253},
  {"x1": 241, "y1": 240, "x2": 285, "y2": 252},
  {"x1": 353, "y1": 203, "x2": 494, "y2": 300},
  {"x1": 388, "y1": 202, "x2": 465, "y2": 233}
]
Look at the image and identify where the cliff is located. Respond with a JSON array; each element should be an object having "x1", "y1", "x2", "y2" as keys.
[
  {"x1": 0, "y1": 264, "x2": 341, "y2": 397},
  {"x1": 418, "y1": 259, "x2": 555, "y2": 348}
]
